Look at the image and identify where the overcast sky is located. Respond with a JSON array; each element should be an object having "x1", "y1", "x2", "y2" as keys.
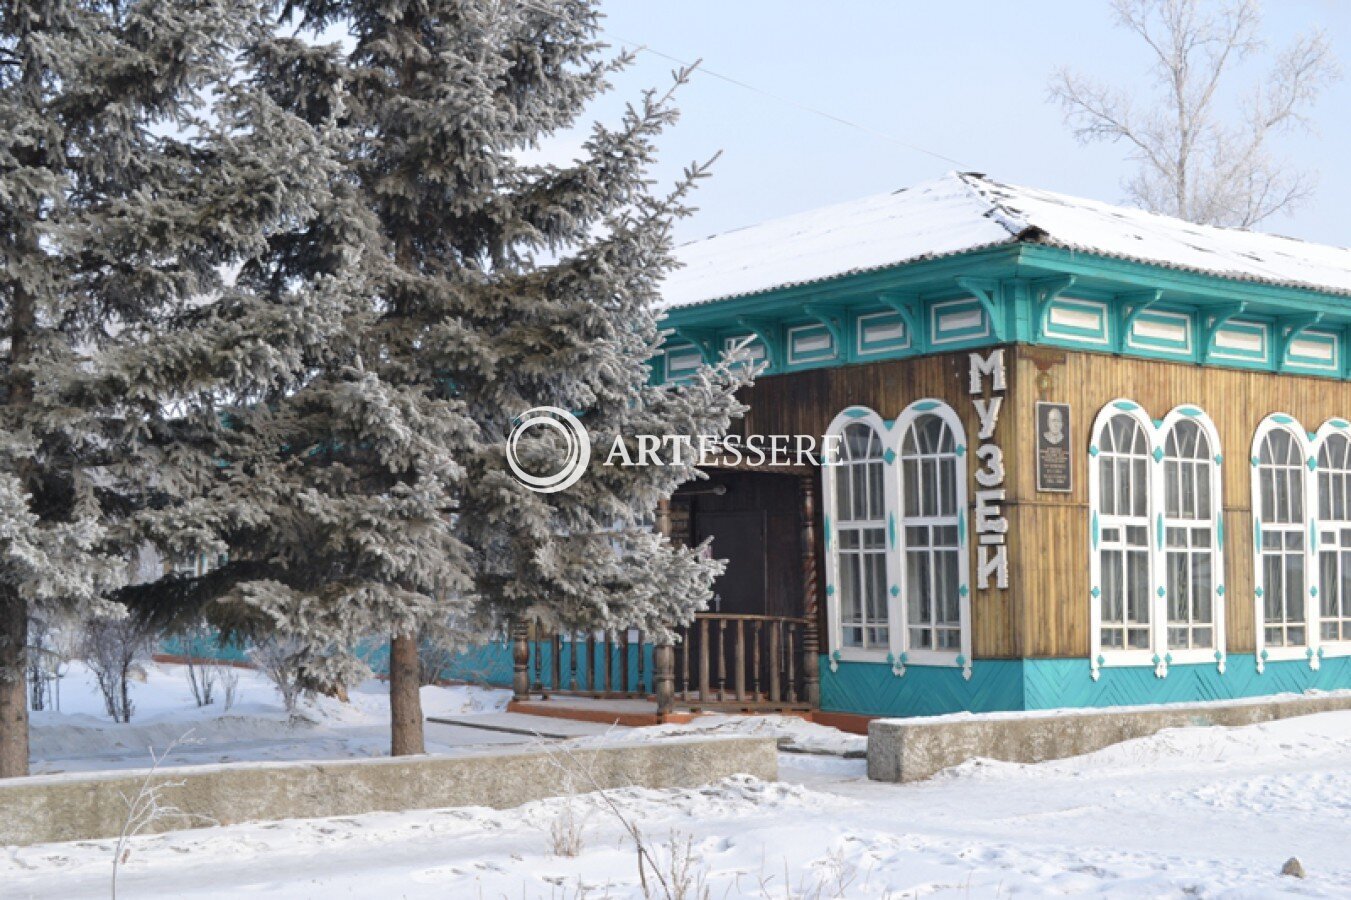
[{"x1": 560, "y1": 0, "x2": 1351, "y2": 249}]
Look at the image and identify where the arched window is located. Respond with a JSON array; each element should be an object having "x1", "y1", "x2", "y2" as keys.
[
  {"x1": 900, "y1": 414, "x2": 961, "y2": 652},
  {"x1": 1093, "y1": 409, "x2": 1152, "y2": 652},
  {"x1": 1090, "y1": 402, "x2": 1225, "y2": 677},
  {"x1": 1318, "y1": 432, "x2": 1351, "y2": 643},
  {"x1": 1162, "y1": 419, "x2": 1217, "y2": 651},
  {"x1": 825, "y1": 412, "x2": 890, "y2": 651},
  {"x1": 1255, "y1": 424, "x2": 1307, "y2": 649},
  {"x1": 823, "y1": 401, "x2": 971, "y2": 674}
]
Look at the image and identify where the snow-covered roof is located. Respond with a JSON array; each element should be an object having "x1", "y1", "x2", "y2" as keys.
[{"x1": 661, "y1": 171, "x2": 1351, "y2": 310}]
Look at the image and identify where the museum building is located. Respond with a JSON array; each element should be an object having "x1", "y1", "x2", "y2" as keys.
[{"x1": 641, "y1": 171, "x2": 1351, "y2": 719}]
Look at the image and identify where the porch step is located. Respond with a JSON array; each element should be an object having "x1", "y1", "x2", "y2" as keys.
[{"x1": 507, "y1": 699, "x2": 696, "y2": 727}]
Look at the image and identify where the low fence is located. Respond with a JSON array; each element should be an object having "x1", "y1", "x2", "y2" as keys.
[
  {"x1": 0, "y1": 735, "x2": 778, "y2": 847},
  {"x1": 867, "y1": 691, "x2": 1351, "y2": 782}
]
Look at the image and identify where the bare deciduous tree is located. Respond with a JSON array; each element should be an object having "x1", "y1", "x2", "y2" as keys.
[{"x1": 1049, "y1": 0, "x2": 1338, "y2": 226}]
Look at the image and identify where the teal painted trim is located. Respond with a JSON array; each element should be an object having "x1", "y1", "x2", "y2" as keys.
[
  {"x1": 929, "y1": 297, "x2": 992, "y2": 347},
  {"x1": 785, "y1": 321, "x2": 837, "y2": 368},
  {"x1": 1023, "y1": 655, "x2": 1351, "y2": 710},
  {"x1": 855, "y1": 309, "x2": 911, "y2": 355},
  {"x1": 1126, "y1": 307, "x2": 1193, "y2": 356},
  {"x1": 657, "y1": 243, "x2": 1351, "y2": 384},
  {"x1": 820, "y1": 654, "x2": 1351, "y2": 718},
  {"x1": 1042, "y1": 297, "x2": 1110, "y2": 345},
  {"x1": 820, "y1": 658, "x2": 1024, "y2": 717}
]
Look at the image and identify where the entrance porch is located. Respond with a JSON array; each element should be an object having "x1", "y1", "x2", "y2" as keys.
[{"x1": 508, "y1": 467, "x2": 824, "y2": 722}]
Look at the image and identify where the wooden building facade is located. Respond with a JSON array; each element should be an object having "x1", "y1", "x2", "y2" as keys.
[{"x1": 648, "y1": 172, "x2": 1351, "y2": 718}]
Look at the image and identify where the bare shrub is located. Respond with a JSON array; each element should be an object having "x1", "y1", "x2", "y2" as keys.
[
  {"x1": 216, "y1": 664, "x2": 240, "y2": 711},
  {"x1": 249, "y1": 637, "x2": 311, "y2": 718},
  {"x1": 181, "y1": 621, "x2": 218, "y2": 708},
  {"x1": 548, "y1": 801, "x2": 588, "y2": 857},
  {"x1": 111, "y1": 730, "x2": 214, "y2": 900},
  {"x1": 82, "y1": 613, "x2": 155, "y2": 723}
]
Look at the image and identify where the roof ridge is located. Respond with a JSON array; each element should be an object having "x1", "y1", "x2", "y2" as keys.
[{"x1": 953, "y1": 171, "x2": 1037, "y2": 240}]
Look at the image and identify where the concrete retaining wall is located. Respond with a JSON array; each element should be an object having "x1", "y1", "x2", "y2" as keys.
[
  {"x1": 868, "y1": 691, "x2": 1351, "y2": 782},
  {"x1": 0, "y1": 735, "x2": 777, "y2": 847}
]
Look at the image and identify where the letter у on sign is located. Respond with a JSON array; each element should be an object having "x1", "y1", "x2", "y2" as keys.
[{"x1": 969, "y1": 350, "x2": 1009, "y2": 590}]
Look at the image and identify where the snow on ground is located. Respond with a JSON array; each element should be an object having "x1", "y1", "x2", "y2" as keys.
[
  {"x1": 7, "y1": 709, "x2": 1351, "y2": 898},
  {"x1": 590, "y1": 711, "x2": 867, "y2": 757},
  {"x1": 29, "y1": 661, "x2": 512, "y2": 773}
]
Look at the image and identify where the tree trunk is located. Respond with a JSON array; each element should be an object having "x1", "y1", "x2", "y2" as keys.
[
  {"x1": 388, "y1": 633, "x2": 424, "y2": 756},
  {"x1": 0, "y1": 588, "x2": 30, "y2": 778}
]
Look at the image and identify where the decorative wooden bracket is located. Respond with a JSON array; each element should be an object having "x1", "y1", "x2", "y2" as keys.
[
  {"x1": 955, "y1": 277, "x2": 1003, "y2": 340},
  {"x1": 672, "y1": 326, "x2": 719, "y2": 365},
  {"x1": 736, "y1": 317, "x2": 780, "y2": 368},
  {"x1": 1030, "y1": 275, "x2": 1077, "y2": 337},
  {"x1": 1275, "y1": 312, "x2": 1325, "y2": 369},
  {"x1": 801, "y1": 303, "x2": 849, "y2": 357},
  {"x1": 1115, "y1": 289, "x2": 1163, "y2": 353},
  {"x1": 877, "y1": 292, "x2": 925, "y2": 354},
  {"x1": 1199, "y1": 302, "x2": 1247, "y2": 364}
]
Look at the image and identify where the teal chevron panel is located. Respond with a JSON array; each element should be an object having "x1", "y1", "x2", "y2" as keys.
[
  {"x1": 1023, "y1": 655, "x2": 1351, "y2": 709},
  {"x1": 820, "y1": 658, "x2": 1024, "y2": 717}
]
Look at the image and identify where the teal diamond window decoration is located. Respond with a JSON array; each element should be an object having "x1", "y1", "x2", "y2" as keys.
[
  {"x1": 1214, "y1": 454, "x2": 1223, "y2": 465},
  {"x1": 1250, "y1": 455, "x2": 1260, "y2": 467},
  {"x1": 1091, "y1": 586, "x2": 1101, "y2": 598},
  {"x1": 1152, "y1": 418, "x2": 1164, "y2": 428},
  {"x1": 1089, "y1": 445, "x2": 1099, "y2": 457},
  {"x1": 886, "y1": 652, "x2": 895, "y2": 665},
  {"x1": 1152, "y1": 446, "x2": 1165, "y2": 463},
  {"x1": 826, "y1": 584, "x2": 835, "y2": 596},
  {"x1": 1113, "y1": 400, "x2": 1139, "y2": 412},
  {"x1": 1217, "y1": 584, "x2": 1225, "y2": 596},
  {"x1": 844, "y1": 408, "x2": 868, "y2": 419},
  {"x1": 1306, "y1": 647, "x2": 1315, "y2": 659},
  {"x1": 1308, "y1": 456, "x2": 1318, "y2": 471},
  {"x1": 883, "y1": 418, "x2": 894, "y2": 429},
  {"x1": 955, "y1": 444, "x2": 966, "y2": 458},
  {"x1": 1260, "y1": 648, "x2": 1269, "y2": 660},
  {"x1": 1214, "y1": 650, "x2": 1223, "y2": 661},
  {"x1": 1164, "y1": 653, "x2": 1173, "y2": 665},
  {"x1": 1096, "y1": 654, "x2": 1106, "y2": 666},
  {"x1": 889, "y1": 584, "x2": 900, "y2": 597},
  {"x1": 959, "y1": 584, "x2": 969, "y2": 597},
  {"x1": 955, "y1": 654, "x2": 966, "y2": 667},
  {"x1": 1311, "y1": 586, "x2": 1318, "y2": 597},
  {"x1": 1156, "y1": 586, "x2": 1166, "y2": 597},
  {"x1": 1255, "y1": 586, "x2": 1263, "y2": 598},
  {"x1": 883, "y1": 449, "x2": 896, "y2": 465},
  {"x1": 914, "y1": 400, "x2": 940, "y2": 412},
  {"x1": 1152, "y1": 653, "x2": 1161, "y2": 665}
]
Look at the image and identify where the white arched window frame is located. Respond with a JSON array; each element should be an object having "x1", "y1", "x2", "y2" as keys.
[
  {"x1": 1252, "y1": 415, "x2": 1351, "y2": 672},
  {"x1": 1158, "y1": 408, "x2": 1226, "y2": 670},
  {"x1": 822, "y1": 408, "x2": 899, "y2": 663},
  {"x1": 1089, "y1": 401, "x2": 1227, "y2": 679},
  {"x1": 1316, "y1": 423, "x2": 1351, "y2": 648},
  {"x1": 892, "y1": 399, "x2": 972, "y2": 678}
]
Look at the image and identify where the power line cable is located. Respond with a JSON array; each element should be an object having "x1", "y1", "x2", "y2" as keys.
[{"x1": 515, "y1": 0, "x2": 970, "y2": 169}]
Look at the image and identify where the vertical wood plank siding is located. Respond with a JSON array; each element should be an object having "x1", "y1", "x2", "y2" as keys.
[
  {"x1": 737, "y1": 348, "x2": 1018, "y2": 659},
  {"x1": 737, "y1": 344, "x2": 1351, "y2": 660}
]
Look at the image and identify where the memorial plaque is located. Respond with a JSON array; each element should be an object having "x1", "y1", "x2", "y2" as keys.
[{"x1": 1035, "y1": 401, "x2": 1072, "y2": 493}]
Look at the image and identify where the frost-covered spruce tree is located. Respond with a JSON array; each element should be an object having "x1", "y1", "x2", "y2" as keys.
[
  {"x1": 0, "y1": 1, "x2": 352, "y2": 778},
  {"x1": 230, "y1": 0, "x2": 746, "y2": 755}
]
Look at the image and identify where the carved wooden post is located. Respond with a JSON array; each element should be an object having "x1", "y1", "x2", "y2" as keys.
[
  {"x1": 655, "y1": 496, "x2": 677, "y2": 718},
  {"x1": 511, "y1": 619, "x2": 530, "y2": 703},
  {"x1": 800, "y1": 473, "x2": 822, "y2": 709},
  {"x1": 654, "y1": 644, "x2": 675, "y2": 719}
]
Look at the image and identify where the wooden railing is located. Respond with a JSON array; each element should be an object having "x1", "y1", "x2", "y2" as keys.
[
  {"x1": 675, "y1": 613, "x2": 811, "y2": 710},
  {"x1": 511, "y1": 613, "x2": 814, "y2": 712},
  {"x1": 519, "y1": 628, "x2": 653, "y2": 699}
]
